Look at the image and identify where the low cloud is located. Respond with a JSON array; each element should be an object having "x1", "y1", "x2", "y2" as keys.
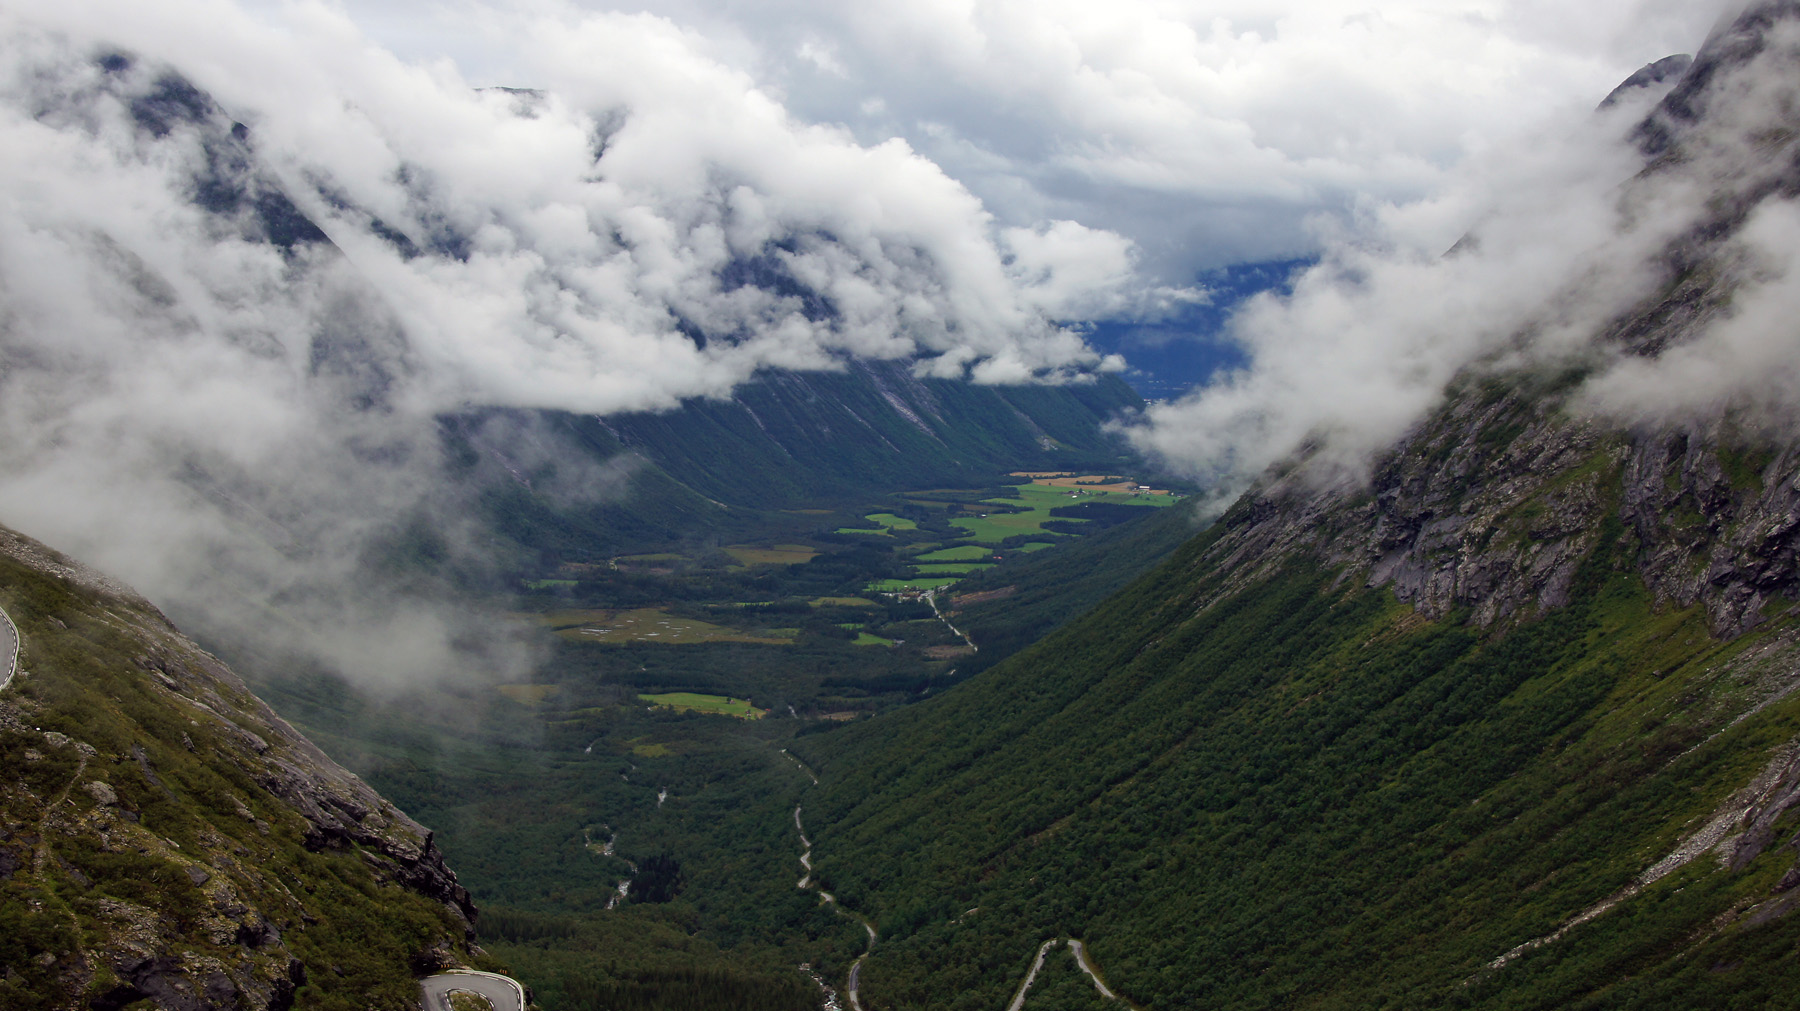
[
  {"x1": 0, "y1": 1, "x2": 1146, "y2": 686},
  {"x1": 1127, "y1": 0, "x2": 1800, "y2": 511}
]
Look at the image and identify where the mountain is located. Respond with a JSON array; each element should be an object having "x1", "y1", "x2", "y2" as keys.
[
  {"x1": 785, "y1": 7, "x2": 1800, "y2": 1009},
  {"x1": 445, "y1": 364, "x2": 1144, "y2": 564},
  {"x1": 0, "y1": 523, "x2": 482, "y2": 1011}
]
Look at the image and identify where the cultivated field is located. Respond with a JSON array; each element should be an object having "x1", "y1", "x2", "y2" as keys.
[
  {"x1": 638, "y1": 692, "x2": 767, "y2": 719},
  {"x1": 723, "y1": 544, "x2": 819, "y2": 566},
  {"x1": 1009, "y1": 471, "x2": 1177, "y2": 495},
  {"x1": 915, "y1": 545, "x2": 994, "y2": 562},
  {"x1": 536, "y1": 608, "x2": 795, "y2": 645}
]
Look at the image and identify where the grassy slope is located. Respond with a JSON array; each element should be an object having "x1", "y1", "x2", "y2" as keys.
[
  {"x1": 602, "y1": 369, "x2": 1141, "y2": 510},
  {"x1": 0, "y1": 551, "x2": 472, "y2": 1011},
  {"x1": 794, "y1": 506, "x2": 1800, "y2": 1010}
]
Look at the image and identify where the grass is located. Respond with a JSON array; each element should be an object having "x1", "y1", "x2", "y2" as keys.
[
  {"x1": 447, "y1": 991, "x2": 494, "y2": 1011},
  {"x1": 914, "y1": 563, "x2": 994, "y2": 576},
  {"x1": 637, "y1": 693, "x2": 766, "y2": 719},
  {"x1": 854, "y1": 632, "x2": 896, "y2": 647},
  {"x1": 868, "y1": 577, "x2": 962, "y2": 593},
  {"x1": 811, "y1": 596, "x2": 877, "y2": 607},
  {"x1": 615, "y1": 553, "x2": 686, "y2": 564},
  {"x1": 834, "y1": 528, "x2": 890, "y2": 537},
  {"x1": 522, "y1": 579, "x2": 578, "y2": 590},
  {"x1": 951, "y1": 484, "x2": 1174, "y2": 544},
  {"x1": 496, "y1": 684, "x2": 562, "y2": 705},
  {"x1": 1015, "y1": 542, "x2": 1057, "y2": 553},
  {"x1": 865, "y1": 513, "x2": 919, "y2": 531},
  {"x1": 916, "y1": 545, "x2": 994, "y2": 562},
  {"x1": 723, "y1": 544, "x2": 819, "y2": 566},
  {"x1": 535, "y1": 608, "x2": 794, "y2": 645}
]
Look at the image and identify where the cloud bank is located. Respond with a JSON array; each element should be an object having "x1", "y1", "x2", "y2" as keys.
[
  {"x1": 420, "y1": 0, "x2": 1717, "y2": 276},
  {"x1": 1127, "y1": 0, "x2": 1800, "y2": 510},
  {"x1": 0, "y1": 0, "x2": 1759, "y2": 685},
  {"x1": 0, "y1": 0, "x2": 1156, "y2": 684}
]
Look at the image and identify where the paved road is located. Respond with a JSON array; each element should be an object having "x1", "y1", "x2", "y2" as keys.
[
  {"x1": 0, "y1": 602, "x2": 17, "y2": 692},
  {"x1": 421, "y1": 971, "x2": 526, "y2": 1011}
]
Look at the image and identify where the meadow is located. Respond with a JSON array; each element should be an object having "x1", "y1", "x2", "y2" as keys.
[{"x1": 637, "y1": 692, "x2": 767, "y2": 719}]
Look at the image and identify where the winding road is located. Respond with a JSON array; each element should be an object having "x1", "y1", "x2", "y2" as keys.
[
  {"x1": 0, "y1": 602, "x2": 16, "y2": 693},
  {"x1": 784, "y1": 753, "x2": 1134, "y2": 1010},
  {"x1": 420, "y1": 971, "x2": 526, "y2": 1011},
  {"x1": 793, "y1": 803, "x2": 878, "y2": 1011}
]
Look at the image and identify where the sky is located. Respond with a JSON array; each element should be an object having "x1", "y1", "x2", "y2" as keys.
[
  {"x1": 0, "y1": 0, "x2": 1780, "y2": 686},
  {"x1": 260, "y1": 0, "x2": 1720, "y2": 276}
]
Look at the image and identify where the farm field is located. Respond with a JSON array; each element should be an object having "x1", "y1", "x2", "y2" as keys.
[
  {"x1": 915, "y1": 545, "x2": 993, "y2": 562},
  {"x1": 723, "y1": 544, "x2": 819, "y2": 566},
  {"x1": 534, "y1": 607, "x2": 795, "y2": 645},
  {"x1": 868, "y1": 576, "x2": 961, "y2": 593},
  {"x1": 637, "y1": 692, "x2": 767, "y2": 719},
  {"x1": 811, "y1": 596, "x2": 878, "y2": 607},
  {"x1": 914, "y1": 563, "x2": 994, "y2": 576},
  {"x1": 1009, "y1": 471, "x2": 1177, "y2": 495},
  {"x1": 953, "y1": 482, "x2": 1176, "y2": 544}
]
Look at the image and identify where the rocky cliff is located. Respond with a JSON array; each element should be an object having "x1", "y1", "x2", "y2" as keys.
[
  {"x1": 0, "y1": 524, "x2": 477, "y2": 1010},
  {"x1": 1193, "y1": 0, "x2": 1800, "y2": 640}
]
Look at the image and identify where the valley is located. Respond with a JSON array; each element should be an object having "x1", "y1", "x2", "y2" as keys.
[
  {"x1": 240, "y1": 453, "x2": 1191, "y2": 1011},
  {"x1": 11, "y1": 5, "x2": 1800, "y2": 1010}
]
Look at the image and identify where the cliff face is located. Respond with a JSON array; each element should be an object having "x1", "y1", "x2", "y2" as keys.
[{"x1": 0, "y1": 524, "x2": 475, "y2": 1011}]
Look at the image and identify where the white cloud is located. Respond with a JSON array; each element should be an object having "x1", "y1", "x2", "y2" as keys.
[
  {"x1": 1126, "y1": 1, "x2": 1800, "y2": 510},
  {"x1": 0, "y1": 0, "x2": 1153, "y2": 686}
]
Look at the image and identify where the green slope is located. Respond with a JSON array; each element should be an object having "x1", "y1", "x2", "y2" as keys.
[
  {"x1": 600, "y1": 363, "x2": 1141, "y2": 509},
  {"x1": 794, "y1": 508, "x2": 1800, "y2": 1010},
  {"x1": 0, "y1": 526, "x2": 481, "y2": 1010},
  {"x1": 948, "y1": 500, "x2": 1207, "y2": 673}
]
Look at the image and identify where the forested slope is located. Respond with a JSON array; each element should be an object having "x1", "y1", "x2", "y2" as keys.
[{"x1": 790, "y1": 8, "x2": 1800, "y2": 1009}]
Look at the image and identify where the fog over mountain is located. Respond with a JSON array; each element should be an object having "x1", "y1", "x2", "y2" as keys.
[
  {"x1": 1131, "y1": 0, "x2": 1800, "y2": 510},
  {"x1": 0, "y1": 0, "x2": 1737, "y2": 685}
]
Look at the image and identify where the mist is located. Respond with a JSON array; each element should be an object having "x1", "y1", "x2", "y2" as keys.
[
  {"x1": 1127, "y1": 0, "x2": 1800, "y2": 513},
  {"x1": 0, "y1": 0, "x2": 1762, "y2": 687},
  {"x1": 0, "y1": 1, "x2": 1149, "y2": 688}
]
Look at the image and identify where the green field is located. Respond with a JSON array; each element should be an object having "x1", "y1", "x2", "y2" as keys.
[
  {"x1": 868, "y1": 576, "x2": 962, "y2": 593},
  {"x1": 536, "y1": 608, "x2": 794, "y2": 645},
  {"x1": 914, "y1": 563, "x2": 994, "y2": 576},
  {"x1": 1015, "y1": 541, "x2": 1057, "y2": 552},
  {"x1": 834, "y1": 527, "x2": 890, "y2": 536},
  {"x1": 637, "y1": 692, "x2": 766, "y2": 719},
  {"x1": 865, "y1": 512, "x2": 919, "y2": 531},
  {"x1": 915, "y1": 545, "x2": 994, "y2": 562},
  {"x1": 812, "y1": 596, "x2": 878, "y2": 607},
  {"x1": 853, "y1": 632, "x2": 896, "y2": 646},
  {"x1": 723, "y1": 544, "x2": 819, "y2": 566},
  {"x1": 951, "y1": 484, "x2": 1173, "y2": 544}
]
